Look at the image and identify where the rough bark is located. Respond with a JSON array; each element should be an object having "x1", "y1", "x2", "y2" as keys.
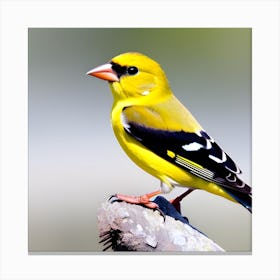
[{"x1": 97, "y1": 197, "x2": 224, "y2": 252}]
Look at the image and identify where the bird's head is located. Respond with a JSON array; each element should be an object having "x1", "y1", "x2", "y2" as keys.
[{"x1": 87, "y1": 52, "x2": 171, "y2": 102}]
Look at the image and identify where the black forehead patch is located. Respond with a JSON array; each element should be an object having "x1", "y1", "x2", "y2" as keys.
[{"x1": 111, "y1": 62, "x2": 127, "y2": 78}]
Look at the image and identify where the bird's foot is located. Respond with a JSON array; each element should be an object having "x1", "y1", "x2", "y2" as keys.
[
  {"x1": 109, "y1": 189, "x2": 161, "y2": 209},
  {"x1": 109, "y1": 190, "x2": 166, "y2": 218}
]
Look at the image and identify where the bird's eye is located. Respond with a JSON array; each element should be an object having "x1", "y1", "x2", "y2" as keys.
[{"x1": 127, "y1": 66, "x2": 138, "y2": 75}]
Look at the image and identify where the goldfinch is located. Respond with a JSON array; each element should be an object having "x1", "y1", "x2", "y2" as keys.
[{"x1": 87, "y1": 52, "x2": 252, "y2": 212}]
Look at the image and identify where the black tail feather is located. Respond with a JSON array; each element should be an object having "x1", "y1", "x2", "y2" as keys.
[{"x1": 223, "y1": 187, "x2": 252, "y2": 213}]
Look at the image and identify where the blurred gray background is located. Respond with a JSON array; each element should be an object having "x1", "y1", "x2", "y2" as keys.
[{"x1": 28, "y1": 28, "x2": 251, "y2": 252}]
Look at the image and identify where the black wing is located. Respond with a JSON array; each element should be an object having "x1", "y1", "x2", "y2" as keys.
[{"x1": 123, "y1": 119, "x2": 251, "y2": 196}]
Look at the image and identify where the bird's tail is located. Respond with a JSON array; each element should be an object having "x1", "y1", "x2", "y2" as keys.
[{"x1": 223, "y1": 186, "x2": 252, "y2": 213}]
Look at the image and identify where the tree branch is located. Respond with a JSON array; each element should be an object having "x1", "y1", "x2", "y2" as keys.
[{"x1": 97, "y1": 196, "x2": 224, "y2": 252}]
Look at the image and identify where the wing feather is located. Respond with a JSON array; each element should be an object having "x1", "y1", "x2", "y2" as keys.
[{"x1": 122, "y1": 106, "x2": 251, "y2": 195}]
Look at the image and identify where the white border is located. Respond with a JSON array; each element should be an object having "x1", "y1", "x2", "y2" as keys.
[{"x1": 1, "y1": 0, "x2": 279, "y2": 280}]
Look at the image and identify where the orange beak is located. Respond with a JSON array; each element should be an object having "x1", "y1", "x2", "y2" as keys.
[{"x1": 86, "y1": 63, "x2": 119, "y2": 82}]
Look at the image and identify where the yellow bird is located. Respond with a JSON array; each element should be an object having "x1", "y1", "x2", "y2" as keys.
[{"x1": 87, "y1": 52, "x2": 252, "y2": 212}]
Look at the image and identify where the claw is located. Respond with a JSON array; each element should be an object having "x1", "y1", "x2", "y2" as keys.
[{"x1": 108, "y1": 194, "x2": 122, "y2": 203}]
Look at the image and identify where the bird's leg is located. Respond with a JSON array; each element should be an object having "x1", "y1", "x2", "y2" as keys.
[
  {"x1": 170, "y1": 189, "x2": 194, "y2": 214},
  {"x1": 111, "y1": 189, "x2": 161, "y2": 209}
]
